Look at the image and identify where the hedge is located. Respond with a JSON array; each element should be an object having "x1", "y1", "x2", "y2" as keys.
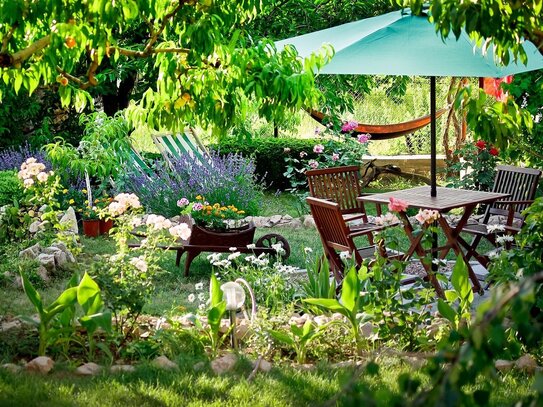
[{"x1": 211, "y1": 138, "x2": 333, "y2": 191}]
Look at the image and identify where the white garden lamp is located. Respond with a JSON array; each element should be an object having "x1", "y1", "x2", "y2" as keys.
[{"x1": 221, "y1": 281, "x2": 246, "y2": 349}]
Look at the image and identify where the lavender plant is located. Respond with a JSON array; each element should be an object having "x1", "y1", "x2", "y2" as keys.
[
  {"x1": 0, "y1": 142, "x2": 51, "y2": 172},
  {"x1": 123, "y1": 152, "x2": 262, "y2": 218}
]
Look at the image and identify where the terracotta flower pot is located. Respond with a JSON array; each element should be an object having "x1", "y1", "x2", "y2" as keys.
[
  {"x1": 99, "y1": 219, "x2": 114, "y2": 235},
  {"x1": 82, "y1": 219, "x2": 101, "y2": 238}
]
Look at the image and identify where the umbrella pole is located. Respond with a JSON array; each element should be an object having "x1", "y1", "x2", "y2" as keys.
[{"x1": 430, "y1": 76, "x2": 437, "y2": 197}]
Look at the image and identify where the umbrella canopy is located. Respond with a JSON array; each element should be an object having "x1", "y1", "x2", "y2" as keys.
[
  {"x1": 275, "y1": 9, "x2": 543, "y2": 77},
  {"x1": 276, "y1": 8, "x2": 543, "y2": 197}
]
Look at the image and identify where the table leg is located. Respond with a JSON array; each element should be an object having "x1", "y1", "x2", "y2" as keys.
[
  {"x1": 437, "y1": 210, "x2": 483, "y2": 294},
  {"x1": 398, "y1": 213, "x2": 445, "y2": 298}
]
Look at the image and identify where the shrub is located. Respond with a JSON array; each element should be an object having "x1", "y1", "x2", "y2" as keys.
[
  {"x1": 0, "y1": 171, "x2": 23, "y2": 206},
  {"x1": 122, "y1": 151, "x2": 262, "y2": 218},
  {"x1": 212, "y1": 137, "x2": 330, "y2": 191}
]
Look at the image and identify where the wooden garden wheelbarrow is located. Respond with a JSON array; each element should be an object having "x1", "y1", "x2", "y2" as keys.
[{"x1": 130, "y1": 221, "x2": 290, "y2": 276}]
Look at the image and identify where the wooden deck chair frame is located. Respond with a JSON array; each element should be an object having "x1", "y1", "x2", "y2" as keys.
[
  {"x1": 463, "y1": 165, "x2": 542, "y2": 267},
  {"x1": 306, "y1": 165, "x2": 387, "y2": 245}
]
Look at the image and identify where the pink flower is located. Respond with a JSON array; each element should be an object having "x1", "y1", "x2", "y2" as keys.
[
  {"x1": 357, "y1": 133, "x2": 371, "y2": 144},
  {"x1": 177, "y1": 198, "x2": 189, "y2": 207},
  {"x1": 388, "y1": 197, "x2": 409, "y2": 212},
  {"x1": 341, "y1": 120, "x2": 358, "y2": 132},
  {"x1": 192, "y1": 202, "x2": 203, "y2": 211},
  {"x1": 169, "y1": 223, "x2": 192, "y2": 240},
  {"x1": 300, "y1": 151, "x2": 307, "y2": 158},
  {"x1": 314, "y1": 127, "x2": 321, "y2": 135},
  {"x1": 308, "y1": 160, "x2": 319, "y2": 169},
  {"x1": 332, "y1": 153, "x2": 339, "y2": 161},
  {"x1": 313, "y1": 144, "x2": 324, "y2": 154}
]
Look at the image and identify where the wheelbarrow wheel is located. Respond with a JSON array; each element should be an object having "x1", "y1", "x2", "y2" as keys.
[{"x1": 255, "y1": 233, "x2": 291, "y2": 261}]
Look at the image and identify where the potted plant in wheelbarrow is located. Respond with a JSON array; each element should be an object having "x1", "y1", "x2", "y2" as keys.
[{"x1": 174, "y1": 195, "x2": 291, "y2": 275}]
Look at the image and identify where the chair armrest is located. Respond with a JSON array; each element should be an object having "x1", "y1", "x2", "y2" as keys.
[
  {"x1": 498, "y1": 199, "x2": 535, "y2": 226},
  {"x1": 494, "y1": 199, "x2": 535, "y2": 206}
]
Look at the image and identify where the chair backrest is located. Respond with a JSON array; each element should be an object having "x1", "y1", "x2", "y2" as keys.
[
  {"x1": 488, "y1": 165, "x2": 542, "y2": 219},
  {"x1": 128, "y1": 147, "x2": 154, "y2": 179},
  {"x1": 306, "y1": 165, "x2": 366, "y2": 216},
  {"x1": 152, "y1": 129, "x2": 210, "y2": 166},
  {"x1": 306, "y1": 196, "x2": 359, "y2": 276}
]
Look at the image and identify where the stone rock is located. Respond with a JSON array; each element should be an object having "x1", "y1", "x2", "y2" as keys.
[
  {"x1": 211, "y1": 353, "x2": 238, "y2": 375},
  {"x1": 303, "y1": 216, "x2": 316, "y2": 228},
  {"x1": 193, "y1": 361, "x2": 206, "y2": 372},
  {"x1": 60, "y1": 207, "x2": 78, "y2": 235},
  {"x1": 403, "y1": 356, "x2": 426, "y2": 369},
  {"x1": 269, "y1": 215, "x2": 282, "y2": 225},
  {"x1": 19, "y1": 243, "x2": 41, "y2": 259},
  {"x1": 29, "y1": 220, "x2": 41, "y2": 234},
  {"x1": 36, "y1": 266, "x2": 50, "y2": 282},
  {"x1": 296, "y1": 363, "x2": 316, "y2": 371},
  {"x1": 152, "y1": 356, "x2": 178, "y2": 370},
  {"x1": 110, "y1": 364, "x2": 136, "y2": 374},
  {"x1": 1, "y1": 363, "x2": 22, "y2": 374},
  {"x1": 287, "y1": 219, "x2": 303, "y2": 229},
  {"x1": 251, "y1": 217, "x2": 268, "y2": 228},
  {"x1": 25, "y1": 356, "x2": 54, "y2": 374},
  {"x1": 235, "y1": 318, "x2": 251, "y2": 340},
  {"x1": 37, "y1": 253, "x2": 56, "y2": 271},
  {"x1": 257, "y1": 359, "x2": 272, "y2": 373},
  {"x1": 313, "y1": 315, "x2": 329, "y2": 326},
  {"x1": 495, "y1": 359, "x2": 514, "y2": 373},
  {"x1": 1, "y1": 320, "x2": 22, "y2": 332},
  {"x1": 360, "y1": 322, "x2": 374, "y2": 338},
  {"x1": 43, "y1": 247, "x2": 61, "y2": 255},
  {"x1": 282, "y1": 215, "x2": 293, "y2": 221},
  {"x1": 53, "y1": 250, "x2": 68, "y2": 268},
  {"x1": 331, "y1": 313, "x2": 345, "y2": 321},
  {"x1": 75, "y1": 362, "x2": 102, "y2": 376},
  {"x1": 515, "y1": 354, "x2": 538, "y2": 375}
]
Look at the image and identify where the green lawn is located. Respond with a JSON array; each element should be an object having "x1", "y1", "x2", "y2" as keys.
[{"x1": 0, "y1": 358, "x2": 534, "y2": 406}]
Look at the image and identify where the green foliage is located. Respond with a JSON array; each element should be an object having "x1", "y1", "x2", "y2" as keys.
[
  {"x1": 437, "y1": 257, "x2": 474, "y2": 330},
  {"x1": 19, "y1": 270, "x2": 110, "y2": 358},
  {"x1": 0, "y1": 201, "x2": 32, "y2": 243},
  {"x1": 0, "y1": 0, "x2": 328, "y2": 135},
  {"x1": 214, "y1": 137, "x2": 337, "y2": 190},
  {"x1": 268, "y1": 319, "x2": 327, "y2": 364},
  {"x1": 0, "y1": 171, "x2": 23, "y2": 206},
  {"x1": 45, "y1": 112, "x2": 131, "y2": 185},
  {"x1": 300, "y1": 256, "x2": 336, "y2": 314},
  {"x1": 446, "y1": 140, "x2": 500, "y2": 192}
]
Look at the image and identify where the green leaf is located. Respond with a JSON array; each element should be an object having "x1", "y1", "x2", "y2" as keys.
[
  {"x1": 302, "y1": 319, "x2": 313, "y2": 337},
  {"x1": 340, "y1": 266, "x2": 359, "y2": 312},
  {"x1": 304, "y1": 298, "x2": 347, "y2": 315},
  {"x1": 210, "y1": 273, "x2": 223, "y2": 307},
  {"x1": 208, "y1": 301, "x2": 226, "y2": 332},
  {"x1": 80, "y1": 311, "x2": 112, "y2": 334},
  {"x1": 77, "y1": 272, "x2": 101, "y2": 310},
  {"x1": 45, "y1": 287, "x2": 78, "y2": 317},
  {"x1": 437, "y1": 299, "x2": 457, "y2": 323},
  {"x1": 20, "y1": 270, "x2": 43, "y2": 315},
  {"x1": 269, "y1": 329, "x2": 294, "y2": 346},
  {"x1": 451, "y1": 257, "x2": 473, "y2": 302}
]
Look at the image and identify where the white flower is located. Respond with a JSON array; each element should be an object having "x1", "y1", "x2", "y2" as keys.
[
  {"x1": 198, "y1": 303, "x2": 206, "y2": 312},
  {"x1": 496, "y1": 235, "x2": 514, "y2": 245},
  {"x1": 23, "y1": 178, "x2": 34, "y2": 188},
  {"x1": 339, "y1": 251, "x2": 352, "y2": 260},
  {"x1": 129, "y1": 256, "x2": 148, "y2": 273},
  {"x1": 374, "y1": 212, "x2": 400, "y2": 226},
  {"x1": 36, "y1": 172, "x2": 49, "y2": 183},
  {"x1": 207, "y1": 253, "x2": 222, "y2": 264},
  {"x1": 169, "y1": 223, "x2": 192, "y2": 240},
  {"x1": 488, "y1": 250, "x2": 500, "y2": 259},
  {"x1": 188, "y1": 293, "x2": 196, "y2": 303},
  {"x1": 304, "y1": 247, "x2": 313, "y2": 254},
  {"x1": 25, "y1": 157, "x2": 37, "y2": 164},
  {"x1": 246, "y1": 243, "x2": 256, "y2": 249},
  {"x1": 130, "y1": 217, "x2": 143, "y2": 228},
  {"x1": 229, "y1": 247, "x2": 237, "y2": 252},
  {"x1": 271, "y1": 243, "x2": 285, "y2": 255},
  {"x1": 487, "y1": 224, "x2": 506, "y2": 233},
  {"x1": 108, "y1": 201, "x2": 126, "y2": 217},
  {"x1": 415, "y1": 209, "x2": 440, "y2": 225},
  {"x1": 227, "y1": 251, "x2": 241, "y2": 261},
  {"x1": 195, "y1": 282, "x2": 204, "y2": 290},
  {"x1": 146, "y1": 214, "x2": 172, "y2": 230},
  {"x1": 198, "y1": 293, "x2": 206, "y2": 302}
]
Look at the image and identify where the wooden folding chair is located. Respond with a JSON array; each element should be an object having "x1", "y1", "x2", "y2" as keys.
[
  {"x1": 463, "y1": 165, "x2": 541, "y2": 267},
  {"x1": 152, "y1": 129, "x2": 211, "y2": 167},
  {"x1": 307, "y1": 196, "x2": 401, "y2": 282},
  {"x1": 306, "y1": 165, "x2": 389, "y2": 245}
]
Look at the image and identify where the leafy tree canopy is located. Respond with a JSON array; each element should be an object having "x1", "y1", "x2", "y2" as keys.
[{"x1": 0, "y1": 0, "x2": 332, "y2": 135}]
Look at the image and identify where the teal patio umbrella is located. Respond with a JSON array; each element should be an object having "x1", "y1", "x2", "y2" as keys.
[{"x1": 276, "y1": 8, "x2": 543, "y2": 196}]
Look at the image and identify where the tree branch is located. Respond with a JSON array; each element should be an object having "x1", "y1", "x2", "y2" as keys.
[
  {"x1": 0, "y1": 35, "x2": 50, "y2": 68},
  {"x1": 142, "y1": 0, "x2": 186, "y2": 56},
  {"x1": 113, "y1": 46, "x2": 191, "y2": 58}
]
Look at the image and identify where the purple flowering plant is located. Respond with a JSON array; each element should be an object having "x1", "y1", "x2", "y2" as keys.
[{"x1": 121, "y1": 151, "x2": 262, "y2": 218}]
